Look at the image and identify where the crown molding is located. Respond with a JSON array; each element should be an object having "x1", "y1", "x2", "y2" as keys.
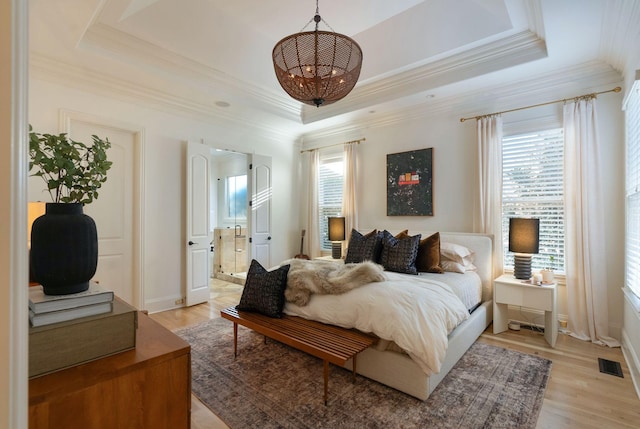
[
  {"x1": 524, "y1": 0, "x2": 545, "y2": 38},
  {"x1": 80, "y1": 23, "x2": 302, "y2": 122},
  {"x1": 29, "y1": 53, "x2": 302, "y2": 143},
  {"x1": 599, "y1": 0, "x2": 640, "y2": 75},
  {"x1": 300, "y1": 60, "x2": 622, "y2": 145},
  {"x1": 300, "y1": 30, "x2": 548, "y2": 124},
  {"x1": 29, "y1": 56, "x2": 622, "y2": 149}
]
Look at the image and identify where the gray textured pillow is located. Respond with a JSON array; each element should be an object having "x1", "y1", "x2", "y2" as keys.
[
  {"x1": 236, "y1": 259, "x2": 290, "y2": 318},
  {"x1": 344, "y1": 229, "x2": 383, "y2": 264},
  {"x1": 379, "y1": 230, "x2": 421, "y2": 274}
]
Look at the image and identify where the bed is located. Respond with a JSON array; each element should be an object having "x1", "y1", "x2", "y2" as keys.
[{"x1": 283, "y1": 231, "x2": 493, "y2": 400}]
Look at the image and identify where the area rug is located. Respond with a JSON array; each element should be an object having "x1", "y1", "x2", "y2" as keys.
[{"x1": 176, "y1": 318, "x2": 551, "y2": 429}]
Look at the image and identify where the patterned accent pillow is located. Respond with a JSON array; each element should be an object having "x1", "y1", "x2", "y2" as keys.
[
  {"x1": 379, "y1": 230, "x2": 421, "y2": 274},
  {"x1": 236, "y1": 259, "x2": 291, "y2": 318},
  {"x1": 344, "y1": 229, "x2": 383, "y2": 264},
  {"x1": 396, "y1": 230, "x2": 444, "y2": 273}
]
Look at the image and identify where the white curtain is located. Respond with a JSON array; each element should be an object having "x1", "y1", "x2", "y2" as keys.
[
  {"x1": 306, "y1": 150, "x2": 321, "y2": 258},
  {"x1": 342, "y1": 142, "x2": 358, "y2": 250},
  {"x1": 475, "y1": 115, "x2": 504, "y2": 278},
  {"x1": 563, "y1": 97, "x2": 619, "y2": 346}
]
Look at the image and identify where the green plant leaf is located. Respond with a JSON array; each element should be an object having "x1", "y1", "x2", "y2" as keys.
[{"x1": 29, "y1": 125, "x2": 113, "y2": 204}]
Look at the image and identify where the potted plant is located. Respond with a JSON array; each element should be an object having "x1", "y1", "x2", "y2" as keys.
[
  {"x1": 541, "y1": 255, "x2": 555, "y2": 284},
  {"x1": 29, "y1": 125, "x2": 112, "y2": 295}
]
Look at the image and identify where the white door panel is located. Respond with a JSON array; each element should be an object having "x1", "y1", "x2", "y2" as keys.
[
  {"x1": 250, "y1": 154, "x2": 272, "y2": 268},
  {"x1": 186, "y1": 141, "x2": 211, "y2": 306},
  {"x1": 69, "y1": 122, "x2": 135, "y2": 305}
]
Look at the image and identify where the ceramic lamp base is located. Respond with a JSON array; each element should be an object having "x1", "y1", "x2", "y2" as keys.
[
  {"x1": 513, "y1": 254, "x2": 532, "y2": 280},
  {"x1": 331, "y1": 242, "x2": 342, "y2": 259}
]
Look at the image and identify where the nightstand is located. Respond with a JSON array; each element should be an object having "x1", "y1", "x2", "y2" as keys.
[{"x1": 493, "y1": 274, "x2": 558, "y2": 347}]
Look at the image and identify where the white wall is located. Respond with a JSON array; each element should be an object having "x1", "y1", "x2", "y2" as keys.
[
  {"x1": 28, "y1": 77, "x2": 301, "y2": 313},
  {"x1": 301, "y1": 90, "x2": 626, "y2": 340}
]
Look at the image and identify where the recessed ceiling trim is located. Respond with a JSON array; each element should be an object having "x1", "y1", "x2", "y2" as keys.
[
  {"x1": 301, "y1": 30, "x2": 548, "y2": 124},
  {"x1": 80, "y1": 22, "x2": 302, "y2": 121},
  {"x1": 599, "y1": 0, "x2": 640, "y2": 73}
]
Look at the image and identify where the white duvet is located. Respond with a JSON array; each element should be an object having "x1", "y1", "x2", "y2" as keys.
[{"x1": 283, "y1": 271, "x2": 469, "y2": 375}]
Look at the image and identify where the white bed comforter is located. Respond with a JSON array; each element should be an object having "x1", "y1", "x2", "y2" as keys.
[{"x1": 284, "y1": 271, "x2": 469, "y2": 375}]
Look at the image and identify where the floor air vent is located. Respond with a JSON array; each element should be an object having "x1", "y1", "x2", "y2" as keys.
[{"x1": 598, "y1": 358, "x2": 624, "y2": 378}]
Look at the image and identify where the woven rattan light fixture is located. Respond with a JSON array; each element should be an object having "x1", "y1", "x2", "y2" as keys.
[{"x1": 272, "y1": 0, "x2": 363, "y2": 107}]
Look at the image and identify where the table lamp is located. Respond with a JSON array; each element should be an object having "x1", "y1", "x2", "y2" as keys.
[
  {"x1": 328, "y1": 217, "x2": 346, "y2": 259},
  {"x1": 508, "y1": 217, "x2": 540, "y2": 280}
]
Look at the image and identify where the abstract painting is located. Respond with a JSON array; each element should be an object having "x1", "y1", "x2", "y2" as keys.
[{"x1": 387, "y1": 148, "x2": 433, "y2": 216}]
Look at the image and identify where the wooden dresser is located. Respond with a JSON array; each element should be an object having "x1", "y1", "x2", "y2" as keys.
[{"x1": 29, "y1": 312, "x2": 191, "y2": 429}]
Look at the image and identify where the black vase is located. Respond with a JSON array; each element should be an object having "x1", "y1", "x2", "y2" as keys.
[{"x1": 30, "y1": 203, "x2": 98, "y2": 295}]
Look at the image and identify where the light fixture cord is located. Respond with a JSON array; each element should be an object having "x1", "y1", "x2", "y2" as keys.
[{"x1": 296, "y1": 0, "x2": 335, "y2": 33}]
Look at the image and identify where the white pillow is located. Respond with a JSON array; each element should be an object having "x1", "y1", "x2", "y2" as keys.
[
  {"x1": 440, "y1": 242, "x2": 475, "y2": 266},
  {"x1": 441, "y1": 260, "x2": 478, "y2": 274}
]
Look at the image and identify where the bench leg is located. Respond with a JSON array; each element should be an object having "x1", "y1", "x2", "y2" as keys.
[
  {"x1": 352, "y1": 355, "x2": 357, "y2": 382},
  {"x1": 233, "y1": 322, "x2": 238, "y2": 358},
  {"x1": 323, "y1": 360, "x2": 329, "y2": 406}
]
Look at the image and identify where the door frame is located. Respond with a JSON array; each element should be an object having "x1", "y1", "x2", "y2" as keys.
[{"x1": 59, "y1": 110, "x2": 146, "y2": 309}]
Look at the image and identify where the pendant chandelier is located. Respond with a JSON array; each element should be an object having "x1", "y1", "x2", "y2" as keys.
[{"x1": 272, "y1": 0, "x2": 363, "y2": 107}]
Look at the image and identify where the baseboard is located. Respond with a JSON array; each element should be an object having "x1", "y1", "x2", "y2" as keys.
[
  {"x1": 622, "y1": 289, "x2": 640, "y2": 399},
  {"x1": 622, "y1": 328, "x2": 640, "y2": 400},
  {"x1": 144, "y1": 295, "x2": 185, "y2": 314}
]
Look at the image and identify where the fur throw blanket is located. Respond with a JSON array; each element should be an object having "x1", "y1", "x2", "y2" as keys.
[{"x1": 282, "y1": 259, "x2": 386, "y2": 306}]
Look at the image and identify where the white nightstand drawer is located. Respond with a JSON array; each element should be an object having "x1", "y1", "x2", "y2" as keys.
[{"x1": 495, "y1": 283, "x2": 553, "y2": 311}]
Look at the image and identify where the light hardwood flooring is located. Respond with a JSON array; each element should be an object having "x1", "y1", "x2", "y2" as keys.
[{"x1": 150, "y1": 279, "x2": 640, "y2": 429}]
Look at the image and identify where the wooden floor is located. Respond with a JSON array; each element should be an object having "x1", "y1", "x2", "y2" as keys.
[{"x1": 150, "y1": 279, "x2": 640, "y2": 429}]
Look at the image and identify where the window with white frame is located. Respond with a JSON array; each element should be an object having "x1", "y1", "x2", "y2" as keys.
[
  {"x1": 318, "y1": 152, "x2": 344, "y2": 251},
  {"x1": 502, "y1": 129, "x2": 565, "y2": 273},
  {"x1": 626, "y1": 83, "x2": 640, "y2": 299}
]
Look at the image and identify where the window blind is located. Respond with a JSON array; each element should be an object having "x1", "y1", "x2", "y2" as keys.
[
  {"x1": 502, "y1": 129, "x2": 565, "y2": 273},
  {"x1": 318, "y1": 154, "x2": 344, "y2": 250},
  {"x1": 626, "y1": 85, "x2": 640, "y2": 299}
]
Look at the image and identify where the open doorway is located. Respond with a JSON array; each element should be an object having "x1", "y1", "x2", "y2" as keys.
[{"x1": 210, "y1": 149, "x2": 249, "y2": 284}]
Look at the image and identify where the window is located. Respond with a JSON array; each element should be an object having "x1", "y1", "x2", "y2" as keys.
[
  {"x1": 626, "y1": 84, "x2": 640, "y2": 299},
  {"x1": 502, "y1": 129, "x2": 565, "y2": 273},
  {"x1": 318, "y1": 153, "x2": 344, "y2": 251},
  {"x1": 226, "y1": 174, "x2": 247, "y2": 219}
]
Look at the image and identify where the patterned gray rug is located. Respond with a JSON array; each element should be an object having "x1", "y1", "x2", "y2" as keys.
[{"x1": 176, "y1": 317, "x2": 551, "y2": 429}]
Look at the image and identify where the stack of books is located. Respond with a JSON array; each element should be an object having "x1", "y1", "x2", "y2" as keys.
[
  {"x1": 29, "y1": 282, "x2": 114, "y2": 327},
  {"x1": 28, "y1": 282, "x2": 138, "y2": 378}
]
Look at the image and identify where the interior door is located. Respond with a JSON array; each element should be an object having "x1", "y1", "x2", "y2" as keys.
[
  {"x1": 249, "y1": 154, "x2": 272, "y2": 268},
  {"x1": 68, "y1": 121, "x2": 136, "y2": 306},
  {"x1": 186, "y1": 141, "x2": 211, "y2": 306}
]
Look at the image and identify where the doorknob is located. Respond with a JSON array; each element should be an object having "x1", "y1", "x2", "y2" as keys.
[
  {"x1": 188, "y1": 241, "x2": 197, "y2": 246},
  {"x1": 267, "y1": 236, "x2": 271, "y2": 240}
]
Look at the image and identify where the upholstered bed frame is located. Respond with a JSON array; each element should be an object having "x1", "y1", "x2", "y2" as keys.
[{"x1": 342, "y1": 232, "x2": 494, "y2": 400}]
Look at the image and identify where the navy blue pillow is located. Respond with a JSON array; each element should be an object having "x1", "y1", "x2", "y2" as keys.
[
  {"x1": 379, "y1": 230, "x2": 421, "y2": 274},
  {"x1": 236, "y1": 259, "x2": 290, "y2": 318},
  {"x1": 344, "y1": 229, "x2": 383, "y2": 264}
]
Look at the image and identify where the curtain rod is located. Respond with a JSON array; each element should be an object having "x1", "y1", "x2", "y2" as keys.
[
  {"x1": 300, "y1": 137, "x2": 366, "y2": 154},
  {"x1": 459, "y1": 86, "x2": 622, "y2": 123}
]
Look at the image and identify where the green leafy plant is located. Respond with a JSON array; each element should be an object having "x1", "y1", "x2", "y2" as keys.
[{"x1": 29, "y1": 125, "x2": 113, "y2": 204}]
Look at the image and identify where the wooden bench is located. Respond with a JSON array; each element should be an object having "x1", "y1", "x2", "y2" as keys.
[{"x1": 220, "y1": 306, "x2": 377, "y2": 405}]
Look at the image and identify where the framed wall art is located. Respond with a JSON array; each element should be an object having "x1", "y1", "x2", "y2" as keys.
[{"x1": 386, "y1": 148, "x2": 433, "y2": 216}]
